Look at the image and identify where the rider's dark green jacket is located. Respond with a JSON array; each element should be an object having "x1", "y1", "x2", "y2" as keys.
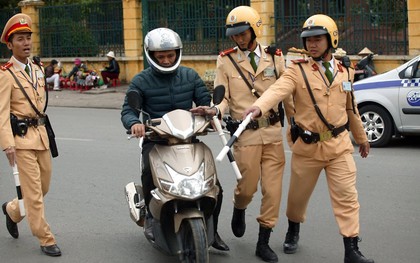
[{"x1": 121, "y1": 66, "x2": 211, "y2": 130}]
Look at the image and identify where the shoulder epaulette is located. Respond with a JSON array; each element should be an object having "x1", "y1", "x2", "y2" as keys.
[
  {"x1": 220, "y1": 47, "x2": 237, "y2": 57},
  {"x1": 1, "y1": 61, "x2": 13, "y2": 71},
  {"x1": 265, "y1": 47, "x2": 282, "y2": 56},
  {"x1": 291, "y1": 58, "x2": 308, "y2": 64}
]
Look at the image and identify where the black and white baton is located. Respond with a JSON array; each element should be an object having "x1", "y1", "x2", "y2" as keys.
[
  {"x1": 211, "y1": 85, "x2": 242, "y2": 180},
  {"x1": 216, "y1": 112, "x2": 253, "y2": 162},
  {"x1": 212, "y1": 115, "x2": 242, "y2": 180},
  {"x1": 12, "y1": 164, "x2": 25, "y2": 216}
]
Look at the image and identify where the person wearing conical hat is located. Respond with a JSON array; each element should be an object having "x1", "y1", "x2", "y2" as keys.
[
  {"x1": 0, "y1": 13, "x2": 62, "y2": 257},
  {"x1": 358, "y1": 47, "x2": 374, "y2": 56},
  {"x1": 100, "y1": 50, "x2": 120, "y2": 89}
]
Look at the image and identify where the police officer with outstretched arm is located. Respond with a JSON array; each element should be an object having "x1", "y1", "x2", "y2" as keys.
[{"x1": 243, "y1": 14, "x2": 374, "y2": 263}]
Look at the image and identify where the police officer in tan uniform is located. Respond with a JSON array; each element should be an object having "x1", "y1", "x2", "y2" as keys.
[
  {"x1": 193, "y1": 6, "x2": 293, "y2": 262},
  {"x1": 0, "y1": 13, "x2": 61, "y2": 257},
  {"x1": 244, "y1": 14, "x2": 374, "y2": 263}
]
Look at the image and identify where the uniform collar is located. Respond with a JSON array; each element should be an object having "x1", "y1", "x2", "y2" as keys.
[
  {"x1": 318, "y1": 57, "x2": 335, "y2": 71},
  {"x1": 12, "y1": 56, "x2": 30, "y2": 72},
  {"x1": 244, "y1": 44, "x2": 261, "y2": 58}
]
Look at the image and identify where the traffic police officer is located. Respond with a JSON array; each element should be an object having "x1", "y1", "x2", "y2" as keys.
[
  {"x1": 0, "y1": 13, "x2": 61, "y2": 256},
  {"x1": 192, "y1": 6, "x2": 293, "y2": 262},
  {"x1": 244, "y1": 14, "x2": 374, "y2": 263}
]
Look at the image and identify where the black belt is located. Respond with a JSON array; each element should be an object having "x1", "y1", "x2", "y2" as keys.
[
  {"x1": 224, "y1": 113, "x2": 281, "y2": 136},
  {"x1": 246, "y1": 113, "x2": 280, "y2": 130},
  {"x1": 24, "y1": 117, "x2": 46, "y2": 127},
  {"x1": 297, "y1": 124, "x2": 347, "y2": 144}
]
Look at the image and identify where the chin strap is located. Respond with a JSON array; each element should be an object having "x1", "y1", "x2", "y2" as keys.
[{"x1": 312, "y1": 48, "x2": 331, "y2": 61}]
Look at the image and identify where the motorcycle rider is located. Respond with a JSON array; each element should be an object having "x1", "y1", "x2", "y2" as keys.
[{"x1": 120, "y1": 27, "x2": 229, "y2": 251}]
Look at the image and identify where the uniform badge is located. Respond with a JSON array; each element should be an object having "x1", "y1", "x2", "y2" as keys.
[
  {"x1": 19, "y1": 18, "x2": 28, "y2": 25},
  {"x1": 342, "y1": 81, "x2": 352, "y2": 92}
]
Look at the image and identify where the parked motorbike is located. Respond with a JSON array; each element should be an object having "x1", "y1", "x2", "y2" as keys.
[
  {"x1": 124, "y1": 89, "x2": 225, "y2": 263},
  {"x1": 354, "y1": 53, "x2": 377, "y2": 82}
]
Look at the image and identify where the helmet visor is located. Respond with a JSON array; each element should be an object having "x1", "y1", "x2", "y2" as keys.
[
  {"x1": 301, "y1": 27, "x2": 328, "y2": 38},
  {"x1": 226, "y1": 23, "x2": 250, "y2": 37}
]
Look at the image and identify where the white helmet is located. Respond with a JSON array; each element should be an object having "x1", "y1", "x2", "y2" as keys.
[{"x1": 144, "y1": 28, "x2": 182, "y2": 74}]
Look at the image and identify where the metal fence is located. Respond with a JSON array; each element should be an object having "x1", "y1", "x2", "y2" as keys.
[
  {"x1": 39, "y1": 1, "x2": 124, "y2": 58},
  {"x1": 142, "y1": 0, "x2": 250, "y2": 55},
  {"x1": 0, "y1": 7, "x2": 21, "y2": 58},
  {"x1": 274, "y1": 0, "x2": 408, "y2": 55},
  {"x1": 0, "y1": 0, "x2": 409, "y2": 60}
]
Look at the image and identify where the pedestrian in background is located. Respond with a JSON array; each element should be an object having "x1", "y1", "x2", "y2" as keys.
[
  {"x1": 45, "y1": 59, "x2": 61, "y2": 91},
  {"x1": 0, "y1": 13, "x2": 61, "y2": 257},
  {"x1": 244, "y1": 14, "x2": 374, "y2": 263},
  {"x1": 100, "y1": 51, "x2": 120, "y2": 89}
]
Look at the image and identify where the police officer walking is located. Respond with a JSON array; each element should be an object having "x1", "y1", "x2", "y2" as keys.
[
  {"x1": 0, "y1": 13, "x2": 61, "y2": 256},
  {"x1": 244, "y1": 14, "x2": 374, "y2": 263},
  {"x1": 193, "y1": 6, "x2": 293, "y2": 262}
]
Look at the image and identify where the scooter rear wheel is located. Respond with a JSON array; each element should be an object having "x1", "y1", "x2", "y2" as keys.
[{"x1": 179, "y1": 218, "x2": 208, "y2": 263}]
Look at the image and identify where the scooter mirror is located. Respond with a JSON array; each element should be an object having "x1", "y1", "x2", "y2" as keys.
[
  {"x1": 357, "y1": 53, "x2": 373, "y2": 69},
  {"x1": 127, "y1": 90, "x2": 143, "y2": 111},
  {"x1": 213, "y1": 85, "x2": 225, "y2": 105}
]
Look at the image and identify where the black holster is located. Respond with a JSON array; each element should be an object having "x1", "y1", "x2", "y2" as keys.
[
  {"x1": 10, "y1": 113, "x2": 28, "y2": 137},
  {"x1": 278, "y1": 102, "x2": 285, "y2": 127},
  {"x1": 223, "y1": 116, "x2": 240, "y2": 136},
  {"x1": 44, "y1": 115, "x2": 58, "y2": 158},
  {"x1": 290, "y1": 117, "x2": 299, "y2": 143}
]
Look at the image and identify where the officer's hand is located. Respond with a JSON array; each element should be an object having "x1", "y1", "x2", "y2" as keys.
[
  {"x1": 243, "y1": 106, "x2": 262, "y2": 120},
  {"x1": 190, "y1": 106, "x2": 217, "y2": 117},
  {"x1": 359, "y1": 141, "x2": 370, "y2": 158},
  {"x1": 131, "y1": 123, "x2": 145, "y2": 138},
  {"x1": 4, "y1": 146, "x2": 16, "y2": 167}
]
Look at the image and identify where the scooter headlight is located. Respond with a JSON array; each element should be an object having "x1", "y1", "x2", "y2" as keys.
[{"x1": 159, "y1": 162, "x2": 214, "y2": 198}]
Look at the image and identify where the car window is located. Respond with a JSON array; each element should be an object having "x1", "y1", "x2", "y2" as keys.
[
  {"x1": 400, "y1": 61, "x2": 420, "y2": 79},
  {"x1": 414, "y1": 62, "x2": 420, "y2": 78}
]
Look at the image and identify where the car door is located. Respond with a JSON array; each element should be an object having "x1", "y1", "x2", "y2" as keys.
[{"x1": 398, "y1": 56, "x2": 420, "y2": 133}]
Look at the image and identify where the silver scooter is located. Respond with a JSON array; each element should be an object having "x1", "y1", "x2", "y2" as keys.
[{"x1": 124, "y1": 89, "x2": 225, "y2": 263}]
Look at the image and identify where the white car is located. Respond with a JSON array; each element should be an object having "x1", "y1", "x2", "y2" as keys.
[{"x1": 353, "y1": 55, "x2": 420, "y2": 147}]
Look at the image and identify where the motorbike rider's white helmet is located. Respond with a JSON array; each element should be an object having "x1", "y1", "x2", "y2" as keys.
[{"x1": 144, "y1": 28, "x2": 182, "y2": 74}]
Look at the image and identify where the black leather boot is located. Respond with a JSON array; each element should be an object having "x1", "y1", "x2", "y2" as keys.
[
  {"x1": 231, "y1": 208, "x2": 246, "y2": 237},
  {"x1": 343, "y1": 237, "x2": 374, "y2": 263},
  {"x1": 211, "y1": 183, "x2": 229, "y2": 251},
  {"x1": 283, "y1": 220, "x2": 300, "y2": 254},
  {"x1": 255, "y1": 225, "x2": 278, "y2": 262}
]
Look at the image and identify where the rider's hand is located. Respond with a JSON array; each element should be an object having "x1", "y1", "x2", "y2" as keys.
[
  {"x1": 243, "y1": 106, "x2": 262, "y2": 120},
  {"x1": 190, "y1": 106, "x2": 218, "y2": 117},
  {"x1": 131, "y1": 123, "x2": 145, "y2": 138}
]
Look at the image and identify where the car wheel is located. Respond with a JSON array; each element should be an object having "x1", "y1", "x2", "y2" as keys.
[{"x1": 359, "y1": 105, "x2": 393, "y2": 147}]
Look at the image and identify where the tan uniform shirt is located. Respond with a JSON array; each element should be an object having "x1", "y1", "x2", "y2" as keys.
[
  {"x1": 253, "y1": 57, "x2": 368, "y2": 161},
  {"x1": 215, "y1": 44, "x2": 294, "y2": 146},
  {"x1": 0, "y1": 56, "x2": 49, "y2": 151}
]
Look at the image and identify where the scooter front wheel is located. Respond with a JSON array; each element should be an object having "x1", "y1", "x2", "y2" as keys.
[{"x1": 178, "y1": 218, "x2": 209, "y2": 263}]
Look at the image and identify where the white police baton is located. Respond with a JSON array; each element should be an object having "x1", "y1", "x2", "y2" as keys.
[{"x1": 12, "y1": 164, "x2": 25, "y2": 217}]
